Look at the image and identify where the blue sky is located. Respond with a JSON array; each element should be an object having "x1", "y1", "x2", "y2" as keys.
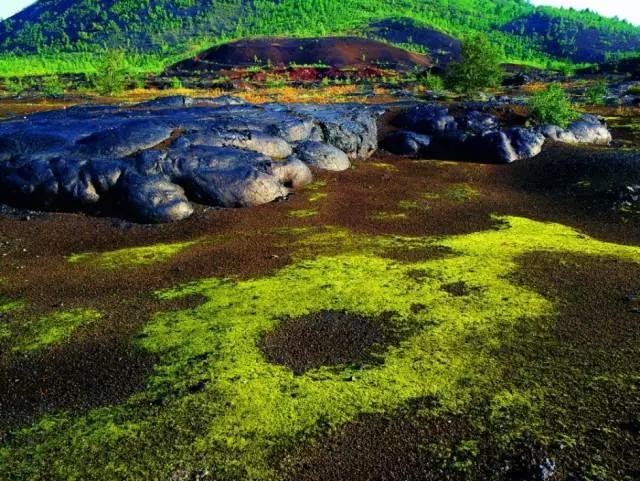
[{"x1": 0, "y1": 0, "x2": 639, "y2": 25}]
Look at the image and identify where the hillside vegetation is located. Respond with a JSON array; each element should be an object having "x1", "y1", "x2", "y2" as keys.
[{"x1": 0, "y1": 0, "x2": 639, "y2": 76}]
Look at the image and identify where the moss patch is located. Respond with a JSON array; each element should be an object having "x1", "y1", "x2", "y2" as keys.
[
  {"x1": 3, "y1": 216, "x2": 640, "y2": 480},
  {"x1": 8, "y1": 308, "x2": 102, "y2": 352},
  {"x1": 371, "y1": 211, "x2": 408, "y2": 221},
  {"x1": 308, "y1": 192, "x2": 328, "y2": 203},
  {"x1": 288, "y1": 209, "x2": 319, "y2": 219},
  {"x1": 370, "y1": 162, "x2": 399, "y2": 172},
  {"x1": 444, "y1": 184, "x2": 479, "y2": 203},
  {"x1": 68, "y1": 240, "x2": 198, "y2": 269}
]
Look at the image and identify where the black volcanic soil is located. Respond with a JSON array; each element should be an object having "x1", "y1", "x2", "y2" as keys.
[
  {"x1": 168, "y1": 36, "x2": 431, "y2": 73},
  {"x1": 260, "y1": 310, "x2": 407, "y2": 374},
  {"x1": 2, "y1": 111, "x2": 640, "y2": 477}
]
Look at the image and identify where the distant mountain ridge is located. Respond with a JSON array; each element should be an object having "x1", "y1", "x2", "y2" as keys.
[{"x1": 0, "y1": 0, "x2": 639, "y2": 64}]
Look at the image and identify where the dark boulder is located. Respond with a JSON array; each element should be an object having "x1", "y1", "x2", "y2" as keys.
[
  {"x1": 456, "y1": 111, "x2": 499, "y2": 134},
  {"x1": 393, "y1": 104, "x2": 457, "y2": 135},
  {"x1": 76, "y1": 120, "x2": 175, "y2": 157},
  {"x1": 295, "y1": 141, "x2": 350, "y2": 171},
  {"x1": 121, "y1": 173, "x2": 194, "y2": 223},
  {"x1": 465, "y1": 131, "x2": 519, "y2": 164},
  {"x1": 381, "y1": 131, "x2": 432, "y2": 157},
  {"x1": 506, "y1": 128, "x2": 546, "y2": 160}
]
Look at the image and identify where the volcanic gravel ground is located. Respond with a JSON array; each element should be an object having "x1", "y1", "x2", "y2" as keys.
[{"x1": 2, "y1": 132, "x2": 640, "y2": 476}]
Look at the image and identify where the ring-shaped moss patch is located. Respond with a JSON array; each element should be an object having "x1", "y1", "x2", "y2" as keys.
[{"x1": 4, "y1": 216, "x2": 640, "y2": 481}]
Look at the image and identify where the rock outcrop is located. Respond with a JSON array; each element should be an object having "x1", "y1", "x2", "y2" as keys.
[
  {"x1": 386, "y1": 104, "x2": 611, "y2": 163},
  {"x1": 0, "y1": 96, "x2": 382, "y2": 222}
]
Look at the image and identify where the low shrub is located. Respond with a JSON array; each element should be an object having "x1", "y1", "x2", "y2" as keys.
[
  {"x1": 585, "y1": 79, "x2": 608, "y2": 105},
  {"x1": 90, "y1": 50, "x2": 127, "y2": 96},
  {"x1": 41, "y1": 75, "x2": 65, "y2": 96},
  {"x1": 528, "y1": 83, "x2": 579, "y2": 128}
]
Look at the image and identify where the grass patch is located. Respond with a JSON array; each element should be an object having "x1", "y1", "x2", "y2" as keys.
[
  {"x1": 308, "y1": 192, "x2": 328, "y2": 203},
  {"x1": 370, "y1": 162, "x2": 399, "y2": 172},
  {"x1": 398, "y1": 199, "x2": 431, "y2": 211}
]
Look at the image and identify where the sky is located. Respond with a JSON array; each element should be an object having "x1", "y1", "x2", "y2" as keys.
[
  {"x1": 0, "y1": 0, "x2": 639, "y2": 25},
  {"x1": 529, "y1": 1, "x2": 640, "y2": 25}
]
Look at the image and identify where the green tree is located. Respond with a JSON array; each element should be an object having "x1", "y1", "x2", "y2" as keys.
[
  {"x1": 528, "y1": 83, "x2": 579, "y2": 127},
  {"x1": 446, "y1": 34, "x2": 503, "y2": 93},
  {"x1": 90, "y1": 49, "x2": 127, "y2": 96}
]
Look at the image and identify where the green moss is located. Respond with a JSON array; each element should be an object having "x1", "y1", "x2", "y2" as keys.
[
  {"x1": 68, "y1": 240, "x2": 199, "y2": 269},
  {"x1": 308, "y1": 192, "x2": 328, "y2": 203},
  {"x1": 444, "y1": 184, "x2": 479, "y2": 203},
  {"x1": 9, "y1": 308, "x2": 102, "y2": 352},
  {"x1": 371, "y1": 212, "x2": 408, "y2": 221},
  {"x1": 399, "y1": 199, "x2": 431, "y2": 211},
  {"x1": 0, "y1": 298, "x2": 24, "y2": 314},
  {"x1": 288, "y1": 209, "x2": 318, "y2": 219},
  {"x1": 4, "y1": 216, "x2": 640, "y2": 480},
  {"x1": 422, "y1": 192, "x2": 442, "y2": 200},
  {"x1": 303, "y1": 181, "x2": 327, "y2": 191},
  {"x1": 369, "y1": 162, "x2": 399, "y2": 172}
]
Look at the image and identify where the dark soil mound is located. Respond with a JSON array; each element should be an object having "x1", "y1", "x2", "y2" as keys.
[
  {"x1": 168, "y1": 36, "x2": 431, "y2": 73},
  {"x1": 259, "y1": 310, "x2": 407, "y2": 374}
]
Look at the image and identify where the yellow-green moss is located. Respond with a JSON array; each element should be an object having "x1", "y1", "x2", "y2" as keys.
[
  {"x1": 68, "y1": 240, "x2": 199, "y2": 269},
  {"x1": 288, "y1": 209, "x2": 318, "y2": 218},
  {"x1": 9, "y1": 308, "x2": 102, "y2": 352},
  {"x1": 303, "y1": 180, "x2": 327, "y2": 191},
  {"x1": 444, "y1": 184, "x2": 479, "y2": 203},
  {"x1": 371, "y1": 211, "x2": 408, "y2": 221},
  {"x1": 398, "y1": 199, "x2": 431, "y2": 211},
  {"x1": 308, "y1": 192, "x2": 328, "y2": 202},
  {"x1": 369, "y1": 162, "x2": 399, "y2": 172},
  {"x1": 4, "y1": 216, "x2": 640, "y2": 480}
]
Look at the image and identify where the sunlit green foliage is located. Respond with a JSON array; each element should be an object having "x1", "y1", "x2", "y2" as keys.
[
  {"x1": 447, "y1": 33, "x2": 503, "y2": 93},
  {"x1": 585, "y1": 79, "x2": 608, "y2": 106},
  {"x1": 0, "y1": 0, "x2": 638, "y2": 77},
  {"x1": 528, "y1": 83, "x2": 579, "y2": 128},
  {"x1": 89, "y1": 49, "x2": 128, "y2": 95}
]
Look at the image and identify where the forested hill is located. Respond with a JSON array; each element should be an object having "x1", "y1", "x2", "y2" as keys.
[{"x1": 1, "y1": 0, "x2": 639, "y2": 64}]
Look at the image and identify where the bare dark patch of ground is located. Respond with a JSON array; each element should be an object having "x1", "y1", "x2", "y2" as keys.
[
  {"x1": 505, "y1": 252, "x2": 640, "y2": 480},
  {"x1": 260, "y1": 310, "x2": 407, "y2": 375},
  {"x1": 441, "y1": 280, "x2": 481, "y2": 297},
  {"x1": 279, "y1": 252, "x2": 640, "y2": 481},
  {"x1": 0, "y1": 294, "x2": 204, "y2": 434},
  {"x1": 280, "y1": 398, "x2": 551, "y2": 481}
]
